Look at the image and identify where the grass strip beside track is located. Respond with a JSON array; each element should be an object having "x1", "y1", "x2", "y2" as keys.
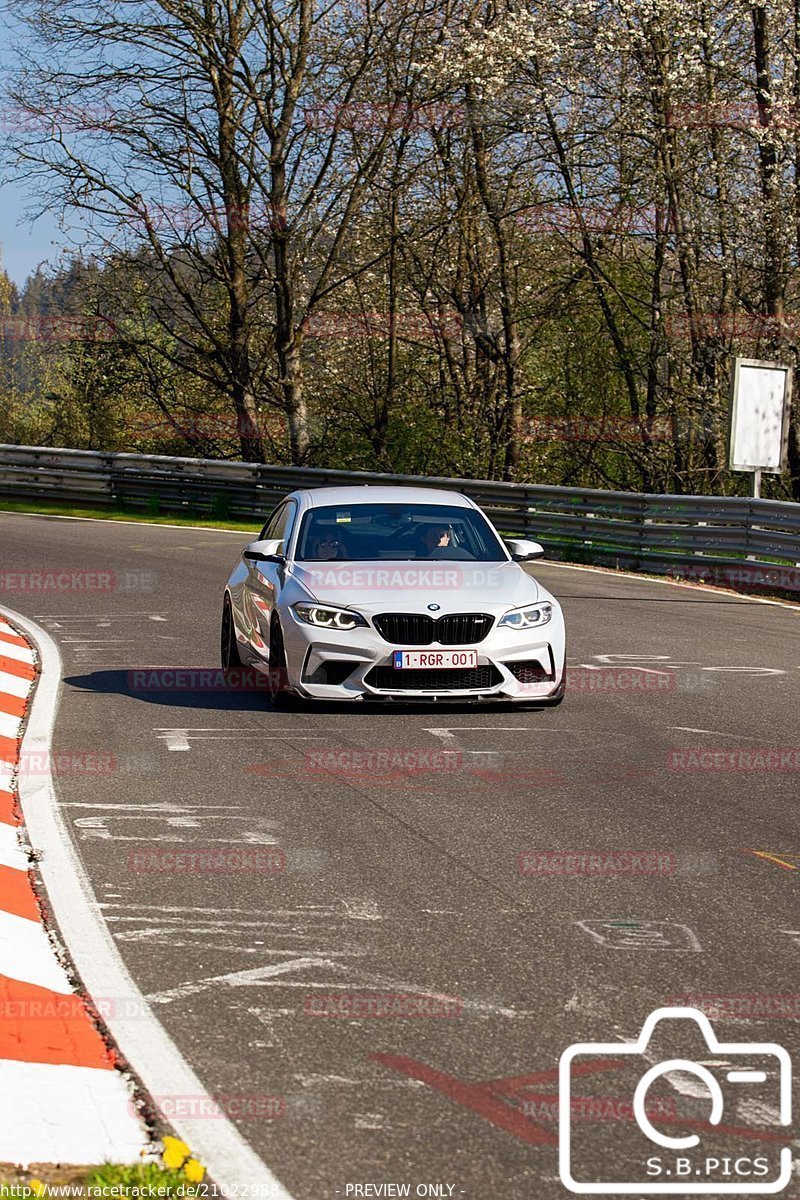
[{"x1": 0, "y1": 499, "x2": 257, "y2": 533}]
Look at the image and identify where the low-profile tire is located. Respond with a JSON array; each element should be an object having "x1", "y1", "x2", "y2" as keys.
[
  {"x1": 221, "y1": 595, "x2": 244, "y2": 673},
  {"x1": 268, "y1": 615, "x2": 296, "y2": 708}
]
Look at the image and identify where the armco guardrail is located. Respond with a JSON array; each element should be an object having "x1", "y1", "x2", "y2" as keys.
[{"x1": 1, "y1": 443, "x2": 799, "y2": 597}]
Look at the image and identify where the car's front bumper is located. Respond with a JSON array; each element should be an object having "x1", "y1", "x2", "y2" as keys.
[{"x1": 278, "y1": 609, "x2": 566, "y2": 703}]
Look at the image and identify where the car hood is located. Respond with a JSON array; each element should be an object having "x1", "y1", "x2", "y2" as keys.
[{"x1": 286, "y1": 559, "x2": 542, "y2": 614}]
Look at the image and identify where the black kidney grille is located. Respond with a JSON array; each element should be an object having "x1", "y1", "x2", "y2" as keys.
[
  {"x1": 372, "y1": 613, "x2": 433, "y2": 644},
  {"x1": 365, "y1": 665, "x2": 503, "y2": 692},
  {"x1": 372, "y1": 613, "x2": 494, "y2": 645},
  {"x1": 439, "y1": 613, "x2": 494, "y2": 644}
]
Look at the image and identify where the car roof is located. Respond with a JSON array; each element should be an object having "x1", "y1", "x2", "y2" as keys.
[{"x1": 296, "y1": 485, "x2": 476, "y2": 509}]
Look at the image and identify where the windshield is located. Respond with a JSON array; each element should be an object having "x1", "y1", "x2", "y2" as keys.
[{"x1": 294, "y1": 503, "x2": 507, "y2": 563}]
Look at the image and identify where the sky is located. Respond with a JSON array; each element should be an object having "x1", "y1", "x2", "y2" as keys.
[
  {"x1": 0, "y1": 2, "x2": 74, "y2": 288},
  {"x1": 0, "y1": 184, "x2": 73, "y2": 288}
]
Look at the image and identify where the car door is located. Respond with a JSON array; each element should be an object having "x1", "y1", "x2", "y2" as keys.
[{"x1": 242, "y1": 500, "x2": 297, "y2": 656}]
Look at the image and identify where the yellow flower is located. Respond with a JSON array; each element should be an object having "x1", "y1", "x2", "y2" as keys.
[
  {"x1": 162, "y1": 1136, "x2": 191, "y2": 1170},
  {"x1": 29, "y1": 1182, "x2": 46, "y2": 1198},
  {"x1": 184, "y1": 1159, "x2": 206, "y2": 1183}
]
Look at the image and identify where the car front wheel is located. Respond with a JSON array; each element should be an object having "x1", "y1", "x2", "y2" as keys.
[
  {"x1": 268, "y1": 615, "x2": 295, "y2": 707},
  {"x1": 221, "y1": 596, "x2": 244, "y2": 673}
]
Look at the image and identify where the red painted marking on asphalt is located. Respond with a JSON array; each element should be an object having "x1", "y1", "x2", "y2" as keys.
[
  {"x1": 372, "y1": 1053, "x2": 791, "y2": 1147},
  {"x1": 370, "y1": 1052, "x2": 559, "y2": 1144},
  {"x1": 0, "y1": 657, "x2": 36, "y2": 681},
  {"x1": 482, "y1": 1059, "x2": 628, "y2": 1093},
  {"x1": 0, "y1": 866, "x2": 40, "y2": 922},
  {"x1": 0, "y1": 976, "x2": 114, "y2": 1069},
  {"x1": 371, "y1": 1054, "x2": 631, "y2": 1145}
]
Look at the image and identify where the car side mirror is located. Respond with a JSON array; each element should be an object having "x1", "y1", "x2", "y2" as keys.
[
  {"x1": 504, "y1": 538, "x2": 545, "y2": 562},
  {"x1": 244, "y1": 539, "x2": 286, "y2": 564}
]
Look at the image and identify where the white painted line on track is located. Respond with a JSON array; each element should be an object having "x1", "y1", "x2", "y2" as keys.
[
  {"x1": 426, "y1": 726, "x2": 526, "y2": 742},
  {"x1": 155, "y1": 728, "x2": 350, "y2": 751},
  {"x1": 0, "y1": 510, "x2": 251, "y2": 533},
  {"x1": 1, "y1": 603, "x2": 294, "y2": 1199},
  {"x1": 541, "y1": 557, "x2": 800, "y2": 611},
  {"x1": 671, "y1": 726, "x2": 773, "y2": 740},
  {"x1": 147, "y1": 957, "x2": 338, "y2": 1005}
]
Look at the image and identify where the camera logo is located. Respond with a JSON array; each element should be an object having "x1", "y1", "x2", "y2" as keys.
[{"x1": 559, "y1": 1007, "x2": 792, "y2": 1193}]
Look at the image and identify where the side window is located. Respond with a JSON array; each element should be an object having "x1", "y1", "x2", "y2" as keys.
[
  {"x1": 260, "y1": 501, "x2": 296, "y2": 545},
  {"x1": 279, "y1": 500, "x2": 297, "y2": 548},
  {"x1": 259, "y1": 506, "x2": 283, "y2": 541}
]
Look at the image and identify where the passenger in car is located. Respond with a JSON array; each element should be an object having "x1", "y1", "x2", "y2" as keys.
[
  {"x1": 310, "y1": 532, "x2": 348, "y2": 560},
  {"x1": 415, "y1": 523, "x2": 453, "y2": 557}
]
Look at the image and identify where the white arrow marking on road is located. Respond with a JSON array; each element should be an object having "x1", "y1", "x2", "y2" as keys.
[
  {"x1": 160, "y1": 729, "x2": 190, "y2": 751},
  {"x1": 155, "y1": 728, "x2": 349, "y2": 751},
  {"x1": 63, "y1": 802, "x2": 241, "y2": 810},
  {"x1": 671, "y1": 726, "x2": 771, "y2": 740},
  {"x1": 146, "y1": 957, "x2": 343, "y2": 1004},
  {"x1": 426, "y1": 727, "x2": 527, "y2": 742}
]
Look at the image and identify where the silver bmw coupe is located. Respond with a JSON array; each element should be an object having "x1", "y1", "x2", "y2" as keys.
[{"x1": 221, "y1": 485, "x2": 566, "y2": 705}]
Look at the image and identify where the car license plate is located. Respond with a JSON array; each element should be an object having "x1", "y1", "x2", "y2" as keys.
[{"x1": 393, "y1": 650, "x2": 478, "y2": 669}]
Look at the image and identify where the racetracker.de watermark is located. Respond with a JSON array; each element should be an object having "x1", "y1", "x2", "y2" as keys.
[
  {"x1": 17, "y1": 751, "x2": 116, "y2": 776},
  {"x1": 0, "y1": 102, "x2": 117, "y2": 133},
  {"x1": 303, "y1": 992, "x2": 463, "y2": 1017},
  {"x1": 664, "y1": 311, "x2": 800, "y2": 339},
  {"x1": 303, "y1": 101, "x2": 464, "y2": 131},
  {"x1": 125, "y1": 198, "x2": 287, "y2": 235},
  {"x1": 0, "y1": 570, "x2": 155, "y2": 594},
  {"x1": 127, "y1": 846, "x2": 286, "y2": 873},
  {"x1": 302, "y1": 566, "x2": 503, "y2": 590},
  {"x1": 667, "y1": 748, "x2": 800, "y2": 772},
  {"x1": 304, "y1": 748, "x2": 462, "y2": 775},
  {"x1": 667, "y1": 994, "x2": 800, "y2": 1019},
  {"x1": 522, "y1": 415, "x2": 671, "y2": 444},
  {"x1": 523, "y1": 1094, "x2": 677, "y2": 1121},
  {"x1": 127, "y1": 667, "x2": 278, "y2": 692},
  {"x1": 667, "y1": 564, "x2": 800, "y2": 594},
  {"x1": 302, "y1": 311, "x2": 461, "y2": 339},
  {"x1": 0, "y1": 316, "x2": 116, "y2": 341},
  {"x1": 518, "y1": 850, "x2": 677, "y2": 877},
  {"x1": 565, "y1": 667, "x2": 676, "y2": 693},
  {"x1": 515, "y1": 202, "x2": 666, "y2": 236},
  {"x1": 667, "y1": 101, "x2": 800, "y2": 129},
  {"x1": 122, "y1": 411, "x2": 286, "y2": 443},
  {"x1": 135, "y1": 1095, "x2": 284, "y2": 1120}
]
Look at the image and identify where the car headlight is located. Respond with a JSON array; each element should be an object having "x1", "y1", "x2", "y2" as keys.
[
  {"x1": 498, "y1": 602, "x2": 553, "y2": 629},
  {"x1": 291, "y1": 602, "x2": 367, "y2": 631}
]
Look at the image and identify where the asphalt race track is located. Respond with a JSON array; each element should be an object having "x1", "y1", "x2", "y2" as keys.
[{"x1": 2, "y1": 510, "x2": 799, "y2": 1199}]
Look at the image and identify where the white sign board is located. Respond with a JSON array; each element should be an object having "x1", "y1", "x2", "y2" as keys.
[{"x1": 729, "y1": 358, "x2": 791, "y2": 474}]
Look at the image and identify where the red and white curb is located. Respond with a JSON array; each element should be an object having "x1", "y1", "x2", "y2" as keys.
[
  {"x1": 0, "y1": 617, "x2": 147, "y2": 1164},
  {"x1": 1, "y1": 605, "x2": 292, "y2": 1196}
]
